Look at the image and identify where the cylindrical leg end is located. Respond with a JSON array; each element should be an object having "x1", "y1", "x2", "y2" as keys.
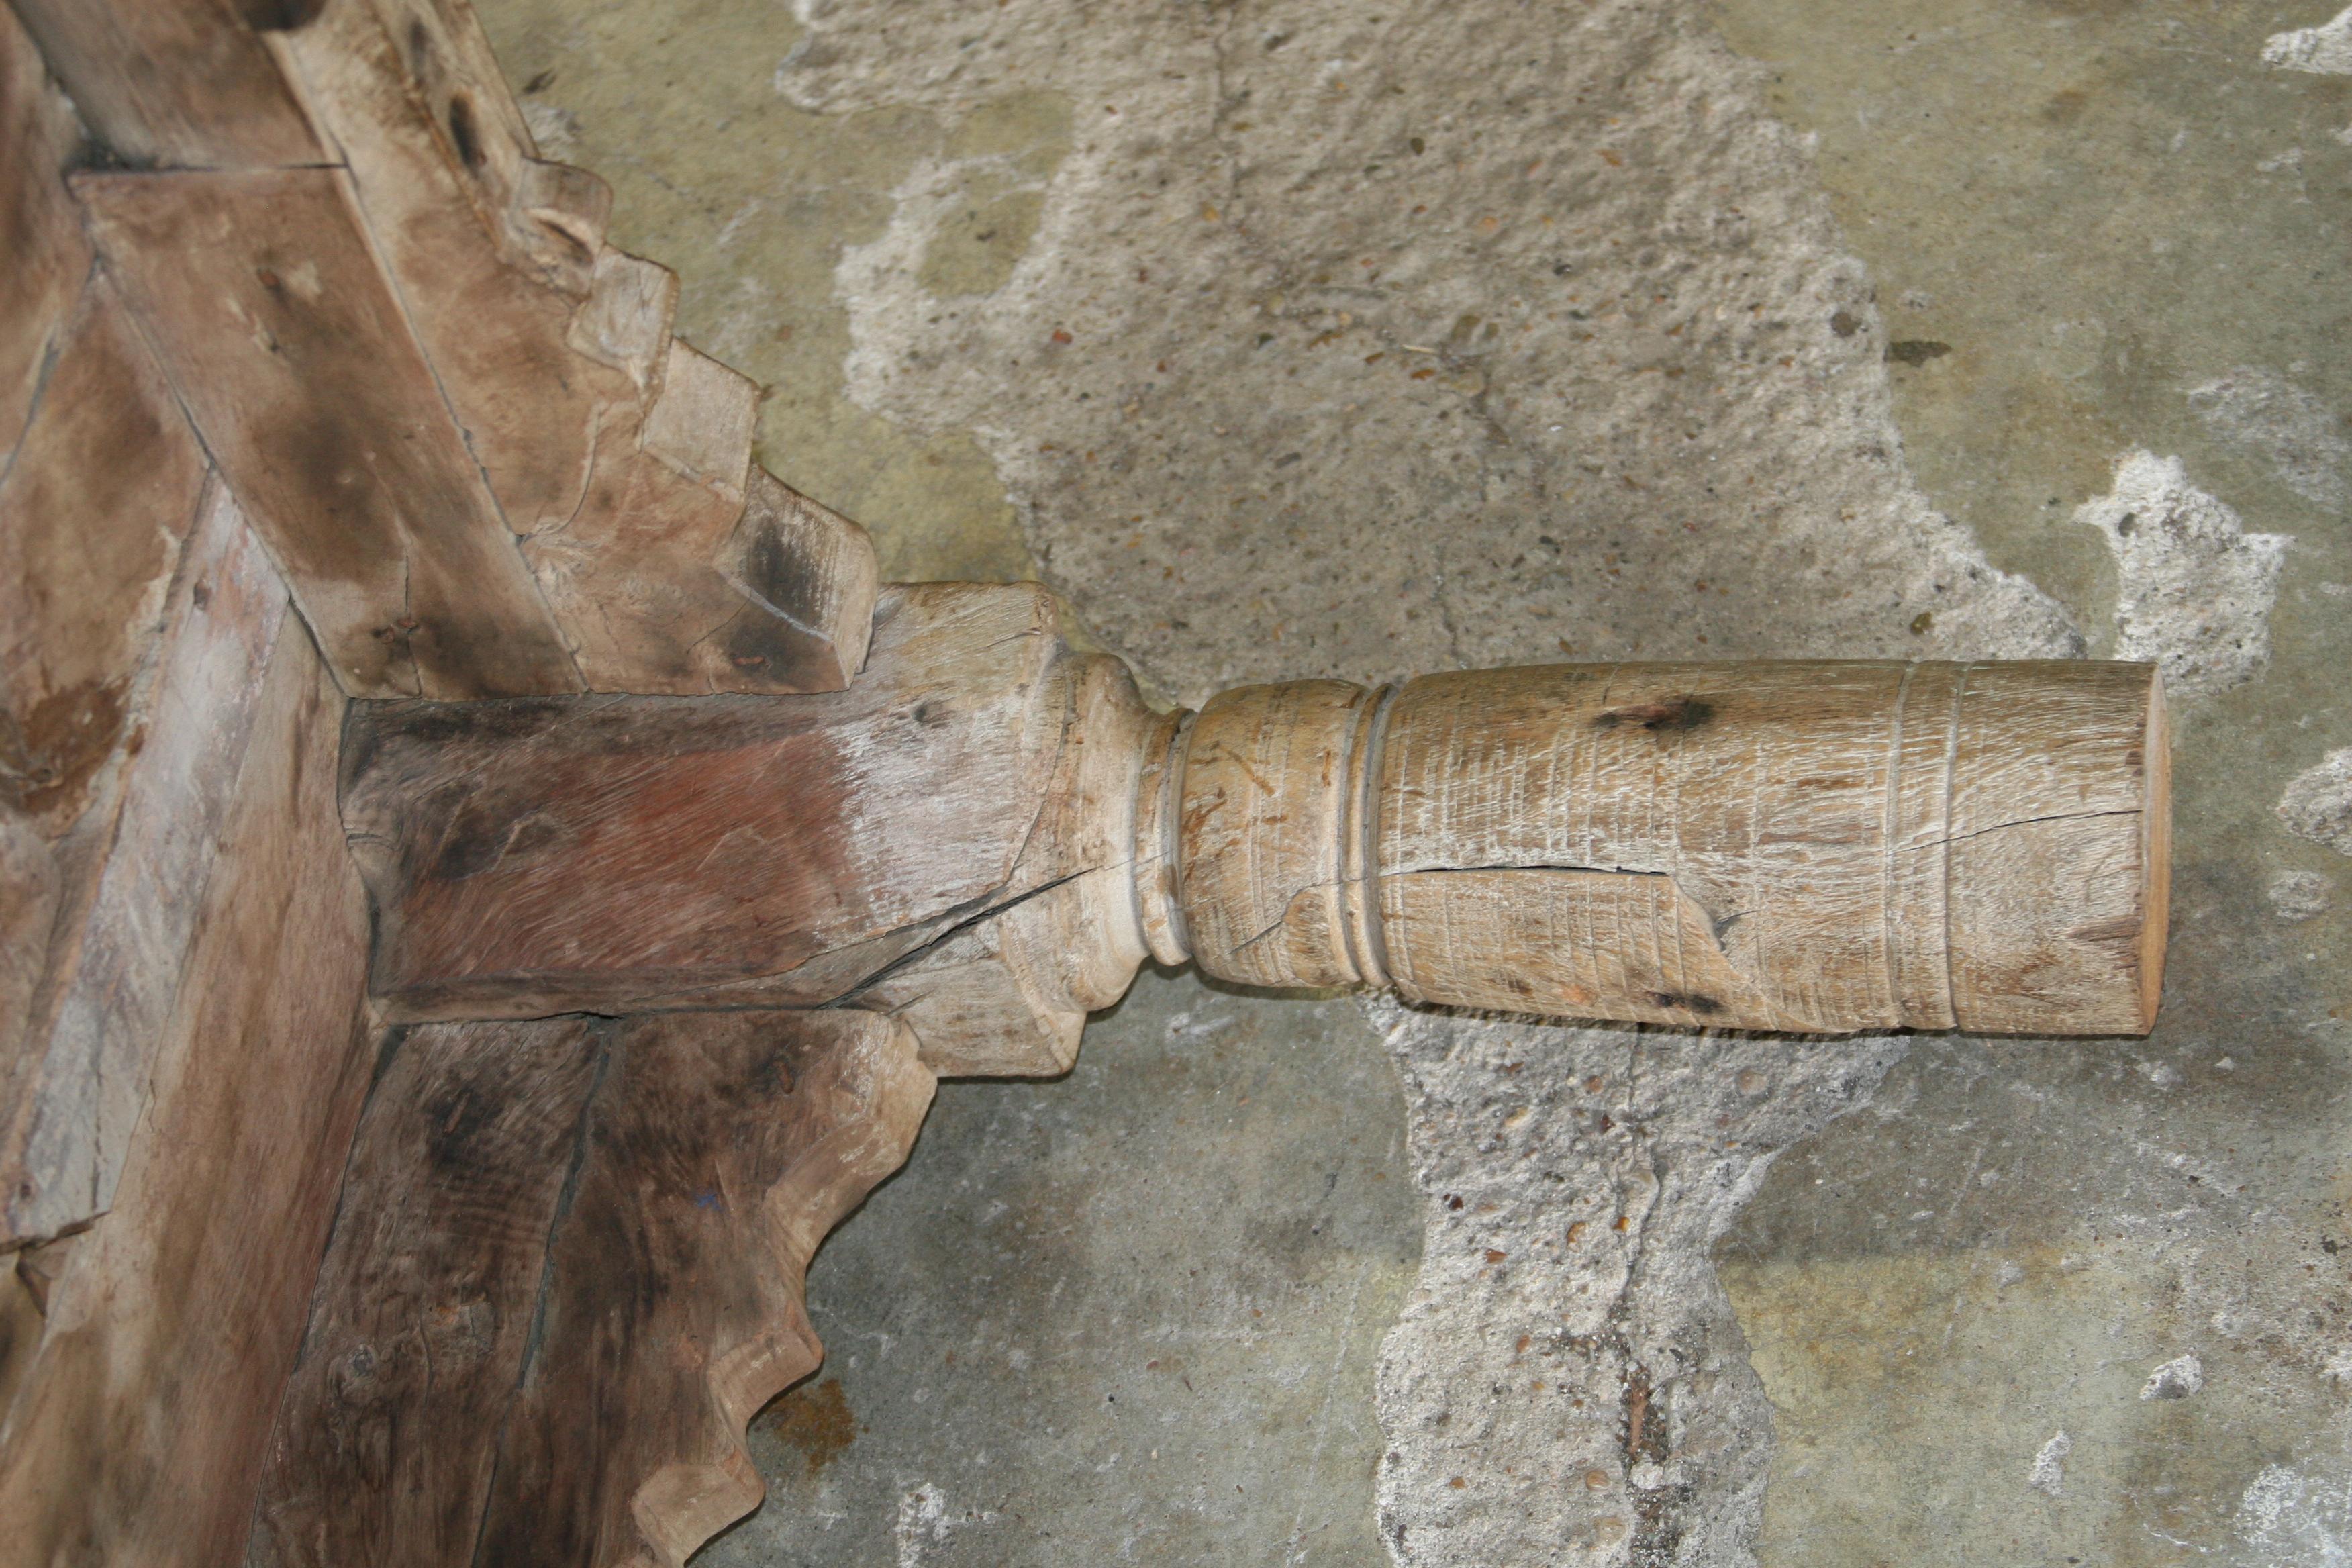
[{"x1": 1167, "y1": 660, "x2": 2169, "y2": 1036}]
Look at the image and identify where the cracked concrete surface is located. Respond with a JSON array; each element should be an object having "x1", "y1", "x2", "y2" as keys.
[
  {"x1": 478, "y1": 0, "x2": 2350, "y2": 1562},
  {"x1": 1367, "y1": 1003, "x2": 1907, "y2": 1563}
]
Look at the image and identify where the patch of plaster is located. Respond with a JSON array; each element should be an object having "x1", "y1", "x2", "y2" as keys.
[
  {"x1": 893, "y1": 1481, "x2": 949, "y2": 1567},
  {"x1": 2140, "y1": 1352, "x2": 2204, "y2": 1401},
  {"x1": 803, "y1": 0, "x2": 2077, "y2": 703},
  {"x1": 2027, "y1": 1430, "x2": 2071, "y2": 1497},
  {"x1": 2188, "y1": 367, "x2": 2351, "y2": 510},
  {"x1": 2075, "y1": 452, "x2": 2288, "y2": 700},
  {"x1": 2235, "y1": 1463, "x2": 2352, "y2": 1564},
  {"x1": 2264, "y1": 7, "x2": 2352, "y2": 75},
  {"x1": 2269, "y1": 868, "x2": 2333, "y2": 921},
  {"x1": 1367, "y1": 1002, "x2": 1906, "y2": 1565},
  {"x1": 2279, "y1": 748, "x2": 2352, "y2": 856}
]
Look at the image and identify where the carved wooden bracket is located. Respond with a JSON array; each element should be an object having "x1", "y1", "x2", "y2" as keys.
[{"x1": 344, "y1": 581, "x2": 2171, "y2": 1071}]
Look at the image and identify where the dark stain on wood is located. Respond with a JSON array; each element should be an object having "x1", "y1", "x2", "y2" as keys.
[
  {"x1": 237, "y1": 0, "x2": 327, "y2": 33},
  {"x1": 251, "y1": 1017, "x2": 609, "y2": 1568},
  {"x1": 444, "y1": 93, "x2": 481, "y2": 170},
  {"x1": 708, "y1": 481, "x2": 869, "y2": 693},
  {"x1": 0, "y1": 269, "x2": 205, "y2": 830},
  {"x1": 76, "y1": 167, "x2": 581, "y2": 699},
  {"x1": 1, "y1": 679, "x2": 127, "y2": 819},
  {"x1": 1594, "y1": 697, "x2": 1713, "y2": 733},
  {"x1": 1647, "y1": 989, "x2": 1723, "y2": 1016},
  {"x1": 464, "y1": 1010, "x2": 932, "y2": 1566},
  {"x1": 360, "y1": 706, "x2": 863, "y2": 996},
  {"x1": 340, "y1": 588, "x2": 1066, "y2": 1020},
  {"x1": 6, "y1": 0, "x2": 326, "y2": 169}
]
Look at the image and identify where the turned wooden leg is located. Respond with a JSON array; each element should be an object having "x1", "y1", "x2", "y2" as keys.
[
  {"x1": 344, "y1": 583, "x2": 2168, "y2": 1064},
  {"x1": 1153, "y1": 658, "x2": 2167, "y2": 1036}
]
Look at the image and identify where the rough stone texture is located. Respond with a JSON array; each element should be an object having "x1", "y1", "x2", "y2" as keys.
[
  {"x1": 1367, "y1": 1003, "x2": 1905, "y2": 1562},
  {"x1": 2190, "y1": 367, "x2": 2351, "y2": 511},
  {"x1": 2268, "y1": 866, "x2": 2333, "y2": 920},
  {"x1": 807, "y1": 0, "x2": 2077, "y2": 703},
  {"x1": 2279, "y1": 746, "x2": 2352, "y2": 856},
  {"x1": 475, "y1": 0, "x2": 2351, "y2": 1563},
  {"x1": 2075, "y1": 450, "x2": 2288, "y2": 700},
  {"x1": 2265, "y1": 3, "x2": 2352, "y2": 72}
]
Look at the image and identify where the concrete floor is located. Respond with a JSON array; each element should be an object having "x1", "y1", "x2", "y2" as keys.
[{"x1": 475, "y1": 0, "x2": 2351, "y2": 1562}]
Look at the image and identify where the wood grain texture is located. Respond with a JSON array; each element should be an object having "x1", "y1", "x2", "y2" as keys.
[
  {"x1": 0, "y1": 3, "x2": 91, "y2": 471},
  {"x1": 343, "y1": 583, "x2": 1068, "y2": 1022},
  {"x1": 77, "y1": 166, "x2": 582, "y2": 700},
  {"x1": 268, "y1": 1, "x2": 873, "y2": 694},
  {"x1": 6, "y1": 0, "x2": 323, "y2": 170},
  {"x1": 267, "y1": 0, "x2": 624, "y2": 528},
  {"x1": 336, "y1": 0, "x2": 545, "y2": 253},
  {"x1": 858, "y1": 655, "x2": 1157, "y2": 1075},
  {"x1": 343, "y1": 604, "x2": 2166, "y2": 1051},
  {"x1": 0, "y1": 808, "x2": 54, "y2": 1093},
  {"x1": 519, "y1": 341, "x2": 807, "y2": 695},
  {"x1": 252, "y1": 1016, "x2": 606, "y2": 1568},
  {"x1": 254, "y1": 1010, "x2": 932, "y2": 1568},
  {"x1": 0, "y1": 618, "x2": 375, "y2": 1565},
  {"x1": 0, "y1": 271, "x2": 209, "y2": 834},
  {"x1": 707, "y1": 467, "x2": 879, "y2": 693},
  {"x1": 1, "y1": 480, "x2": 289, "y2": 1244},
  {"x1": 1204, "y1": 659, "x2": 2170, "y2": 1036},
  {"x1": 475, "y1": 1010, "x2": 931, "y2": 1567},
  {"x1": 1173, "y1": 680, "x2": 1379, "y2": 991}
]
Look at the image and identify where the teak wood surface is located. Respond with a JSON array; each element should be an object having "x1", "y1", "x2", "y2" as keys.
[{"x1": 0, "y1": 1, "x2": 2175, "y2": 1564}]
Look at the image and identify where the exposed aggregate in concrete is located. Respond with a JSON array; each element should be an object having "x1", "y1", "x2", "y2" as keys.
[
  {"x1": 1367, "y1": 1004, "x2": 1906, "y2": 1563},
  {"x1": 2074, "y1": 451, "x2": 2288, "y2": 701},
  {"x1": 797, "y1": 0, "x2": 2077, "y2": 704}
]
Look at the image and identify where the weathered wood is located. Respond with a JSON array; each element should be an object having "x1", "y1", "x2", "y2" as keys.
[
  {"x1": 268, "y1": 1, "x2": 875, "y2": 693},
  {"x1": 0, "y1": 808, "x2": 54, "y2": 1085},
  {"x1": 0, "y1": 616, "x2": 376, "y2": 1565},
  {"x1": 857, "y1": 654, "x2": 1157, "y2": 1075},
  {"x1": 1, "y1": 479, "x2": 288, "y2": 1244},
  {"x1": 1187, "y1": 660, "x2": 2168, "y2": 1035},
  {"x1": 344, "y1": 607, "x2": 2168, "y2": 1048},
  {"x1": 514, "y1": 340, "x2": 773, "y2": 693},
  {"x1": 5, "y1": 0, "x2": 323, "y2": 170},
  {"x1": 476, "y1": 1011, "x2": 931, "y2": 1567},
  {"x1": 0, "y1": 271, "x2": 209, "y2": 835},
  {"x1": 342, "y1": 583, "x2": 1067, "y2": 1022},
  {"x1": 1169, "y1": 679, "x2": 1380, "y2": 993},
  {"x1": 77, "y1": 165, "x2": 583, "y2": 700},
  {"x1": 267, "y1": 0, "x2": 624, "y2": 520},
  {"x1": 707, "y1": 467, "x2": 880, "y2": 693},
  {"x1": 0, "y1": 3, "x2": 91, "y2": 469},
  {"x1": 254, "y1": 1009, "x2": 932, "y2": 1567},
  {"x1": 252, "y1": 1016, "x2": 606, "y2": 1568},
  {"x1": 330, "y1": 0, "x2": 546, "y2": 255}
]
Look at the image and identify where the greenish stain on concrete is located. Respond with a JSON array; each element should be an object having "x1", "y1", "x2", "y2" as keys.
[
  {"x1": 479, "y1": 0, "x2": 1063, "y2": 583},
  {"x1": 1708, "y1": 0, "x2": 2352, "y2": 659},
  {"x1": 919, "y1": 180, "x2": 1050, "y2": 299},
  {"x1": 724, "y1": 970, "x2": 1418, "y2": 1565}
]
